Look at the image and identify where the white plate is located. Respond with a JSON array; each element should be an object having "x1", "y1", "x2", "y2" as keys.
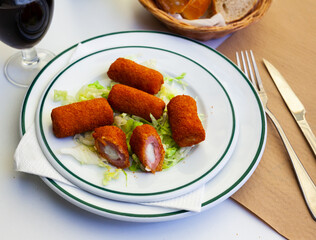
[
  {"x1": 20, "y1": 31, "x2": 266, "y2": 221},
  {"x1": 35, "y1": 46, "x2": 238, "y2": 203}
]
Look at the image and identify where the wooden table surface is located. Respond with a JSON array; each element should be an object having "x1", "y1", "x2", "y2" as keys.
[{"x1": 217, "y1": 0, "x2": 316, "y2": 239}]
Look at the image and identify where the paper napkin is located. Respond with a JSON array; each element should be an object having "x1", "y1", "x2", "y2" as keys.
[
  {"x1": 14, "y1": 124, "x2": 73, "y2": 186},
  {"x1": 171, "y1": 13, "x2": 226, "y2": 27}
]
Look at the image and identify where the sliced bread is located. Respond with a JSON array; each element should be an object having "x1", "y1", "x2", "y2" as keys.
[{"x1": 213, "y1": 0, "x2": 258, "y2": 23}]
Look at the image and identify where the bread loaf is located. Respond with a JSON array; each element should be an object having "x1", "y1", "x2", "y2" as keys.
[
  {"x1": 213, "y1": 0, "x2": 258, "y2": 23},
  {"x1": 156, "y1": 0, "x2": 212, "y2": 19},
  {"x1": 156, "y1": 0, "x2": 191, "y2": 14},
  {"x1": 156, "y1": 0, "x2": 257, "y2": 22},
  {"x1": 181, "y1": 0, "x2": 212, "y2": 20}
]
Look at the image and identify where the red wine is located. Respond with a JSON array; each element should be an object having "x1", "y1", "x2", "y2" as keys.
[{"x1": 0, "y1": 0, "x2": 54, "y2": 49}]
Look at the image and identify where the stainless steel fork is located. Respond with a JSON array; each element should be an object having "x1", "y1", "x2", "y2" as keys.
[{"x1": 236, "y1": 50, "x2": 316, "y2": 220}]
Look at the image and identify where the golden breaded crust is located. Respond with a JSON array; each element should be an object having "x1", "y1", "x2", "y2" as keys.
[
  {"x1": 107, "y1": 84, "x2": 165, "y2": 122},
  {"x1": 167, "y1": 95, "x2": 205, "y2": 147},
  {"x1": 51, "y1": 98, "x2": 113, "y2": 138},
  {"x1": 181, "y1": 0, "x2": 212, "y2": 20},
  {"x1": 107, "y1": 58, "x2": 164, "y2": 95},
  {"x1": 156, "y1": 0, "x2": 191, "y2": 14},
  {"x1": 93, "y1": 126, "x2": 130, "y2": 169},
  {"x1": 130, "y1": 124, "x2": 165, "y2": 173}
]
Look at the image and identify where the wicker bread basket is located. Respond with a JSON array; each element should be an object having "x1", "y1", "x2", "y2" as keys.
[{"x1": 138, "y1": 0, "x2": 272, "y2": 41}]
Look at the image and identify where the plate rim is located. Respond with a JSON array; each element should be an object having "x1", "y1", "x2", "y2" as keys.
[
  {"x1": 36, "y1": 45, "x2": 238, "y2": 200},
  {"x1": 20, "y1": 30, "x2": 266, "y2": 220}
]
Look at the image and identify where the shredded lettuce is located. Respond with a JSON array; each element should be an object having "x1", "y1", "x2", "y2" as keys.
[
  {"x1": 156, "y1": 73, "x2": 187, "y2": 103},
  {"x1": 60, "y1": 144, "x2": 101, "y2": 165},
  {"x1": 141, "y1": 59, "x2": 158, "y2": 70},
  {"x1": 156, "y1": 84, "x2": 177, "y2": 103},
  {"x1": 129, "y1": 154, "x2": 146, "y2": 172},
  {"x1": 76, "y1": 80, "x2": 110, "y2": 101},
  {"x1": 164, "y1": 72, "x2": 187, "y2": 88},
  {"x1": 53, "y1": 80, "x2": 110, "y2": 105},
  {"x1": 102, "y1": 166, "x2": 123, "y2": 186},
  {"x1": 88, "y1": 81, "x2": 104, "y2": 89},
  {"x1": 114, "y1": 114, "x2": 144, "y2": 134},
  {"x1": 74, "y1": 132, "x2": 95, "y2": 147},
  {"x1": 53, "y1": 90, "x2": 76, "y2": 105}
]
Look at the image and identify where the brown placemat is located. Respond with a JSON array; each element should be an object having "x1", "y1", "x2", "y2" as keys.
[{"x1": 216, "y1": 0, "x2": 316, "y2": 239}]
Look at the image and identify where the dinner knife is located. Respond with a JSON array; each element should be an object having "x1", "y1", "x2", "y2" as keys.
[{"x1": 263, "y1": 59, "x2": 316, "y2": 157}]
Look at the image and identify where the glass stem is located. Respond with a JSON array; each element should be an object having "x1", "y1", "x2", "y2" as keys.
[{"x1": 21, "y1": 47, "x2": 40, "y2": 66}]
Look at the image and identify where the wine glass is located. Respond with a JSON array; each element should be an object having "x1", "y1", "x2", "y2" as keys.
[{"x1": 0, "y1": 0, "x2": 54, "y2": 87}]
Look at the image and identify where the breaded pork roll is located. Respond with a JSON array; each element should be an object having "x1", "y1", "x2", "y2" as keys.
[
  {"x1": 167, "y1": 95, "x2": 205, "y2": 147},
  {"x1": 107, "y1": 58, "x2": 164, "y2": 95},
  {"x1": 107, "y1": 84, "x2": 165, "y2": 122},
  {"x1": 130, "y1": 124, "x2": 165, "y2": 173},
  {"x1": 51, "y1": 98, "x2": 114, "y2": 138},
  {"x1": 93, "y1": 126, "x2": 130, "y2": 169}
]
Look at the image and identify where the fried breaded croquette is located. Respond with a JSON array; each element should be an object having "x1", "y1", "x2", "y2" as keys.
[
  {"x1": 51, "y1": 98, "x2": 114, "y2": 138},
  {"x1": 167, "y1": 95, "x2": 205, "y2": 147},
  {"x1": 130, "y1": 124, "x2": 165, "y2": 173},
  {"x1": 93, "y1": 126, "x2": 130, "y2": 169},
  {"x1": 107, "y1": 58, "x2": 164, "y2": 95},
  {"x1": 107, "y1": 84, "x2": 165, "y2": 122}
]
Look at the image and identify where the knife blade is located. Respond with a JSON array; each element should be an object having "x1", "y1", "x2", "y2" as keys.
[{"x1": 263, "y1": 59, "x2": 316, "y2": 157}]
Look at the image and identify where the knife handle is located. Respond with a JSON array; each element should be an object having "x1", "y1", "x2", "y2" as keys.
[
  {"x1": 265, "y1": 109, "x2": 316, "y2": 220},
  {"x1": 297, "y1": 117, "x2": 316, "y2": 157}
]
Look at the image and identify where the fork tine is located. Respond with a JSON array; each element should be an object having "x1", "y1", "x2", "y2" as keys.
[
  {"x1": 236, "y1": 51, "x2": 259, "y2": 91},
  {"x1": 249, "y1": 50, "x2": 264, "y2": 90},
  {"x1": 245, "y1": 51, "x2": 256, "y2": 86},
  {"x1": 236, "y1": 52, "x2": 241, "y2": 69},
  {"x1": 240, "y1": 51, "x2": 249, "y2": 79}
]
